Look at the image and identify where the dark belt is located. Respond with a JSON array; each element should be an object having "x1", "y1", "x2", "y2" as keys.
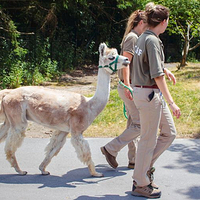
[{"x1": 135, "y1": 85, "x2": 159, "y2": 89}]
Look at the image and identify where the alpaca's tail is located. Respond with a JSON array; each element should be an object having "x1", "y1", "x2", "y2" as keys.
[
  {"x1": 0, "y1": 89, "x2": 11, "y2": 122},
  {"x1": 0, "y1": 89, "x2": 12, "y2": 143}
]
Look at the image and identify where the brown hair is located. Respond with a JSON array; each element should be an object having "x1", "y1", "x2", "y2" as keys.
[
  {"x1": 121, "y1": 10, "x2": 146, "y2": 46},
  {"x1": 145, "y1": 2, "x2": 169, "y2": 27}
]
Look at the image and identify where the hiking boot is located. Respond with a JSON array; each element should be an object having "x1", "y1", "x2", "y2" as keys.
[
  {"x1": 100, "y1": 146, "x2": 118, "y2": 169},
  {"x1": 132, "y1": 181, "x2": 161, "y2": 199},
  {"x1": 128, "y1": 162, "x2": 135, "y2": 169},
  {"x1": 147, "y1": 167, "x2": 159, "y2": 189}
]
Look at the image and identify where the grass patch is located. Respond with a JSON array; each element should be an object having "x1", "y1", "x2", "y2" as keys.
[
  {"x1": 168, "y1": 63, "x2": 200, "y2": 138},
  {"x1": 84, "y1": 63, "x2": 200, "y2": 138}
]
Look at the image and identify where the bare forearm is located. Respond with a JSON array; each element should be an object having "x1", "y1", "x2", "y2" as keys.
[
  {"x1": 122, "y1": 51, "x2": 133, "y2": 86},
  {"x1": 123, "y1": 67, "x2": 130, "y2": 86},
  {"x1": 154, "y1": 76, "x2": 173, "y2": 104},
  {"x1": 122, "y1": 51, "x2": 133, "y2": 100},
  {"x1": 155, "y1": 75, "x2": 181, "y2": 118}
]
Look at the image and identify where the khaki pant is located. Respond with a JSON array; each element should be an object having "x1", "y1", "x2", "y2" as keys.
[
  {"x1": 105, "y1": 83, "x2": 140, "y2": 163},
  {"x1": 132, "y1": 87, "x2": 176, "y2": 186}
]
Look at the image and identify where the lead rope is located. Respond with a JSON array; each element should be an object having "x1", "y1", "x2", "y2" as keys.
[{"x1": 119, "y1": 80, "x2": 133, "y2": 119}]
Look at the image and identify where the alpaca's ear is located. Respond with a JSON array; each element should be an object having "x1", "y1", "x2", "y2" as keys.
[{"x1": 99, "y1": 43, "x2": 107, "y2": 57}]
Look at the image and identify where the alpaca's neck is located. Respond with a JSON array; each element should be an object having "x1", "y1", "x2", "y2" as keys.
[
  {"x1": 93, "y1": 68, "x2": 110, "y2": 103},
  {"x1": 89, "y1": 68, "x2": 111, "y2": 115}
]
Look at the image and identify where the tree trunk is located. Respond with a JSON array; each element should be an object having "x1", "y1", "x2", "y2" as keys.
[
  {"x1": 180, "y1": 39, "x2": 189, "y2": 68},
  {"x1": 178, "y1": 23, "x2": 191, "y2": 69}
]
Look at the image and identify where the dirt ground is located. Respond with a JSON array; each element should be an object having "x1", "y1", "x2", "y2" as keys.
[{"x1": 26, "y1": 63, "x2": 179, "y2": 138}]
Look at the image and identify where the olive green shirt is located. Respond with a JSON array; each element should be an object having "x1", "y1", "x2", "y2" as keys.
[
  {"x1": 118, "y1": 30, "x2": 139, "y2": 81},
  {"x1": 132, "y1": 30, "x2": 165, "y2": 86}
]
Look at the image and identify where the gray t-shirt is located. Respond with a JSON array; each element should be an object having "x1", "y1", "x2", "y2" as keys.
[
  {"x1": 118, "y1": 30, "x2": 138, "y2": 81},
  {"x1": 132, "y1": 30, "x2": 165, "y2": 86}
]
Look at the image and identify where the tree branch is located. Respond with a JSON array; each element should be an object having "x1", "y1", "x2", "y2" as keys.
[
  {"x1": 189, "y1": 42, "x2": 200, "y2": 51},
  {"x1": 0, "y1": 27, "x2": 34, "y2": 35},
  {"x1": 176, "y1": 20, "x2": 185, "y2": 38},
  {"x1": 187, "y1": 20, "x2": 193, "y2": 41}
]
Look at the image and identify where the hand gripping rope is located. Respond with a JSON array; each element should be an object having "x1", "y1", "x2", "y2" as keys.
[{"x1": 119, "y1": 80, "x2": 133, "y2": 119}]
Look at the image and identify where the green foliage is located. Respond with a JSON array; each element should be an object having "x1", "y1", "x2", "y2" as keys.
[
  {"x1": 187, "y1": 52, "x2": 199, "y2": 63},
  {"x1": 153, "y1": 0, "x2": 200, "y2": 66},
  {"x1": 3, "y1": 63, "x2": 24, "y2": 88},
  {"x1": 0, "y1": 0, "x2": 200, "y2": 89},
  {"x1": 0, "y1": 5, "x2": 60, "y2": 88},
  {"x1": 152, "y1": 0, "x2": 200, "y2": 37},
  {"x1": 116, "y1": 0, "x2": 132, "y2": 9},
  {"x1": 0, "y1": 31, "x2": 59, "y2": 88},
  {"x1": 0, "y1": 36, "x2": 59, "y2": 88}
]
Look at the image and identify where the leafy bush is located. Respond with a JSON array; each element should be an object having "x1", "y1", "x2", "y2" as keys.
[{"x1": 0, "y1": 32, "x2": 59, "y2": 88}]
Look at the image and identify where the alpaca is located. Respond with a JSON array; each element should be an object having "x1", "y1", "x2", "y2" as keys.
[{"x1": 0, "y1": 43, "x2": 129, "y2": 177}]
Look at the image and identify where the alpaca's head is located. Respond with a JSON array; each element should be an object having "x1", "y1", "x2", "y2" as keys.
[{"x1": 98, "y1": 43, "x2": 130, "y2": 74}]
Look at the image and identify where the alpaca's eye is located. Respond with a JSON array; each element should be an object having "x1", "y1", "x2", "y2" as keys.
[{"x1": 108, "y1": 56, "x2": 115, "y2": 60}]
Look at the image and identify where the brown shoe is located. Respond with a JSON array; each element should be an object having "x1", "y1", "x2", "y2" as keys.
[
  {"x1": 147, "y1": 167, "x2": 159, "y2": 189},
  {"x1": 132, "y1": 182, "x2": 161, "y2": 199},
  {"x1": 128, "y1": 162, "x2": 135, "y2": 169},
  {"x1": 100, "y1": 146, "x2": 118, "y2": 169}
]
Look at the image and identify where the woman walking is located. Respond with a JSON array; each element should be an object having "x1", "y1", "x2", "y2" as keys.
[
  {"x1": 101, "y1": 10, "x2": 147, "y2": 169},
  {"x1": 131, "y1": 2, "x2": 181, "y2": 198}
]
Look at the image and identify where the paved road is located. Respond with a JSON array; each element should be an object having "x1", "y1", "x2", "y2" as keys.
[{"x1": 0, "y1": 138, "x2": 200, "y2": 200}]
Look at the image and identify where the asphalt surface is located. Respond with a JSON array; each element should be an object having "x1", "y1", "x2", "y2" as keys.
[{"x1": 0, "y1": 138, "x2": 200, "y2": 200}]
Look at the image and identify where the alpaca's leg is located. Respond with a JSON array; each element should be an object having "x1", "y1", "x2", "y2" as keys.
[
  {"x1": 0, "y1": 120, "x2": 9, "y2": 143},
  {"x1": 3, "y1": 99, "x2": 28, "y2": 175},
  {"x1": 5, "y1": 123, "x2": 28, "y2": 175},
  {"x1": 39, "y1": 131, "x2": 68, "y2": 175},
  {"x1": 71, "y1": 134, "x2": 103, "y2": 177}
]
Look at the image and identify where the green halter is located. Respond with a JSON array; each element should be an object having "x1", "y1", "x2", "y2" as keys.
[{"x1": 98, "y1": 55, "x2": 119, "y2": 73}]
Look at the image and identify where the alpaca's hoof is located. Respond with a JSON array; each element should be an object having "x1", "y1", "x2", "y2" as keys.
[
  {"x1": 42, "y1": 171, "x2": 50, "y2": 175},
  {"x1": 92, "y1": 172, "x2": 104, "y2": 177},
  {"x1": 19, "y1": 171, "x2": 27, "y2": 175}
]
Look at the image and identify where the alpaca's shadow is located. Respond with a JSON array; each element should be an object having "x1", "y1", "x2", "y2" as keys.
[{"x1": 0, "y1": 164, "x2": 128, "y2": 189}]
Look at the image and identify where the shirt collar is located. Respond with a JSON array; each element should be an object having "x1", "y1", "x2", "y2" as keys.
[
  {"x1": 144, "y1": 30, "x2": 158, "y2": 37},
  {"x1": 131, "y1": 30, "x2": 139, "y2": 37},
  {"x1": 144, "y1": 30, "x2": 163, "y2": 46}
]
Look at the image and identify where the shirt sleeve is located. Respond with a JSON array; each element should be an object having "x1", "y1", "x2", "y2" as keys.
[
  {"x1": 122, "y1": 33, "x2": 138, "y2": 55},
  {"x1": 146, "y1": 37, "x2": 165, "y2": 79}
]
